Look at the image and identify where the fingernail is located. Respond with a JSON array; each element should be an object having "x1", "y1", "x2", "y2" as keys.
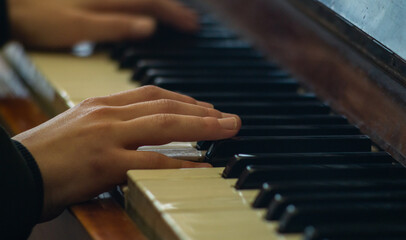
[
  {"x1": 218, "y1": 117, "x2": 237, "y2": 130},
  {"x1": 222, "y1": 113, "x2": 236, "y2": 118}
]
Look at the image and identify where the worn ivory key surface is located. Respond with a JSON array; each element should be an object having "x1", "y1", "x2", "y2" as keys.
[{"x1": 126, "y1": 168, "x2": 301, "y2": 240}]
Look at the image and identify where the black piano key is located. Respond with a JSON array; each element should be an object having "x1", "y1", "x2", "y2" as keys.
[
  {"x1": 191, "y1": 27, "x2": 238, "y2": 37},
  {"x1": 267, "y1": 190, "x2": 406, "y2": 220},
  {"x1": 147, "y1": 22, "x2": 238, "y2": 35},
  {"x1": 197, "y1": 125, "x2": 361, "y2": 150},
  {"x1": 133, "y1": 60, "x2": 277, "y2": 79},
  {"x1": 206, "y1": 135, "x2": 371, "y2": 166},
  {"x1": 139, "y1": 69, "x2": 288, "y2": 83},
  {"x1": 136, "y1": 39, "x2": 252, "y2": 51},
  {"x1": 197, "y1": 27, "x2": 238, "y2": 36},
  {"x1": 192, "y1": 29, "x2": 238, "y2": 39},
  {"x1": 184, "y1": 92, "x2": 317, "y2": 103},
  {"x1": 146, "y1": 71, "x2": 290, "y2": 83},
  {"x1": 197, "y1": 15, "x2": 219, "y2": 26},
  {"x1": 149, "y1": 26, "x2": 237, "y2": 41},
  {"x1": 153, "y1": 77, "x2": 293, "y2": 88},
  {"x1": 278, "y1": 202, "x2": 406, "y2": 233},
  {"x1": 237, "y1": 124, "x2": 360, "y2": 136},
  {"x1": 153, "y1": 79, "x2": 298, "y2": 93},
  {"x1": 190, "y1": 26, "x2": 237, "y2": 35},
  {"x1": 213, "y1": 102, "x2": 330, "y2": 115},
  {"x1": 110, "y1": 41, "x2": 134, "y2": 60},
  {"x1": 168, "y1": 28, "x2": 237, "y2": 39},
  {"x1": 235, "y1": 164, "x2": 405, "y2": 189},
  {"x1": 252, "y1": 178, "x2": 406, "y2": 209},
  {"x1": 240, "y1": 115, "x2": 348, "y2": 125},
  {"x1": 145, "y1": 27, "x2": 240, "y2": 46},
  {"x1": 222, "y1": 152, "x2": 393, "y2": 178},
  {"x1": 304, "y1": 224, "x2": 406, "y2": 240},
  {"x1": 113, "y1": 37, "x2": 249, "y2": 60},
  {"x1": 120, "y1": 49, "x2": 263, "y2": 68},
  {"x1": 137, "y1": 59, "x2": 274, "y2": 69},
  {"x1": 154, "y1": 76, "x2": 290, "y2": 84}
]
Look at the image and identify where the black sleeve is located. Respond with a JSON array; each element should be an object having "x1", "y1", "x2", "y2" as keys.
[
  {"x1": 0, "y1": 0, "x2": 10, "y2": 46},
  {"x1": 0, "y1": 127, "x2": 44, "y2": 239}
]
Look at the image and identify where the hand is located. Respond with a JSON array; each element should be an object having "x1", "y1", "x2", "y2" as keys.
[
  {"x1": 8, "y1": 0, "x2": 199, "y2": 48},
  {"x1": 12, "y1": 86, "x2": 241, "y2": 221}
]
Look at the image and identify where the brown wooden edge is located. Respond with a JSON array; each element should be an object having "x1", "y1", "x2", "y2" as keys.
[{"x1": 71, "y1": 199, "x2": 147, "y2": 240}]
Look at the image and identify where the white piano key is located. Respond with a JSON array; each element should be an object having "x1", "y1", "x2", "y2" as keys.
[{"x1": 126, "y1": 168, "x2": 302, "y2": 240}]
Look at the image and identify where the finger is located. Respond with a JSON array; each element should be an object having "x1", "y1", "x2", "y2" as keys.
[
  {"x1": 120, "y1": 151, "x2": 211, "y2": 171},
  {"x1": 85, "y1": 0, "x2": 199, "y2": 32},
  {"x1": 103, "y1": 86, "x2": 213, "y2": 108},
  {"x1": 76, "y1": 12, "x2": 157, "y2": 42},
  {"x1": 121, "y1": 114, "x2": 241, "y2": 147},
  {"x1": 97, "y1": 151, "x2": 210, "y2": 186},
  {"x1": 196, "y1": 101, "x2": 214, "y2": 108},
  {"x1": 114, "y1": 99, "x2": 223, "y2": 121}
]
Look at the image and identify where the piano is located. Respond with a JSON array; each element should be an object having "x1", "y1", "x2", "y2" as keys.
[{"x1": 1, "y1": 0, "x2": 406, "y2": 239}]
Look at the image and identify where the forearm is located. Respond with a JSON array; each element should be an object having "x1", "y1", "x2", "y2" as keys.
[
  {"x1": 0, "y1": 0, "x2": 10, "y2": 46},
  {"x1": 0, "y1": 127, "x2": 43, "y2": 239}
]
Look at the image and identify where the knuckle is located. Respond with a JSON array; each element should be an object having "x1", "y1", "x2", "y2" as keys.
[
  {"x1": 138, "y1": 85, "x2": 161, "y2": 99},
  {"x1": 89, "y1": 105, "x2": 114, "y2": 118},
  {"x1": 152, "y1": 114, "x2": 177, "y2": 128},
  {"x1": 155, "y1": 99, "x2": 177, "y2": 112},
  {"x1": 80, "y1": 96, "x2": 105, "y2": 107},
  {"x1": 201, "y1": 106, "x2": 210, "y2": 116},
  {"x1": 80, "y1": 97, "x2": 97, "y2": 107},
  {"x1": 214, "y1": 109, "x2": 223, "y2": 117},
  {"x1": 202, "y1": 117, "x2": 218, "y2": 131},
  {"x1": 206, "y1": 108, "x2": 221, "y2": 117},
  {"x1": 185, "y1": 96, "x2": 198, "y2": 105}
]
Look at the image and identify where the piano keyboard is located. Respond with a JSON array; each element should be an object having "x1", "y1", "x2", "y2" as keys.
[
  {"x1": 106, "y1": 1, "x2": 406, "y2": 239},
  {"x1": 126, "y1": 168, "x2": 297, "y2": 240}
]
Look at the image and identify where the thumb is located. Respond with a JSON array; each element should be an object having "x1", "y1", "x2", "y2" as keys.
[
  {"x1": 119, "y1": 151, "x2": 212, "y2": 172},
  {"x1": 78, "y1": 13, "x2": 157, "y2": 42}
]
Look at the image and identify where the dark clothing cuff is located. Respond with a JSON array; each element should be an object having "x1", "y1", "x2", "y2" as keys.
[
  {"x1": 12, "y1": 140, "x2": 45, "y2": 217},
  {"x1": 0, "y1": 127, "x2": 44, "y2": 239},
  {"x1": 0, "y1": 0, "x2": 10, "y2": 46}
]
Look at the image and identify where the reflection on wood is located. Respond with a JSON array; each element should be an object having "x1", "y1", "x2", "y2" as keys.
[
  {"x1": 0, "y1": 97, "x2": 48, "y2": 134},
  {"x1": 72, "y1": 199, "x2": 147, "y2": 240}
]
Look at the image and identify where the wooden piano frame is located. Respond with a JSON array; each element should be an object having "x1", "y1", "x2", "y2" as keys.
[{"x1": 1, "y1": 0, "x2": 406, "y2": 239}]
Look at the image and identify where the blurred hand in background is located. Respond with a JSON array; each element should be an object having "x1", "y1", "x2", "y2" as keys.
[{"x1": 8, "y1": 0, "x2": 199, "y2": 48}]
